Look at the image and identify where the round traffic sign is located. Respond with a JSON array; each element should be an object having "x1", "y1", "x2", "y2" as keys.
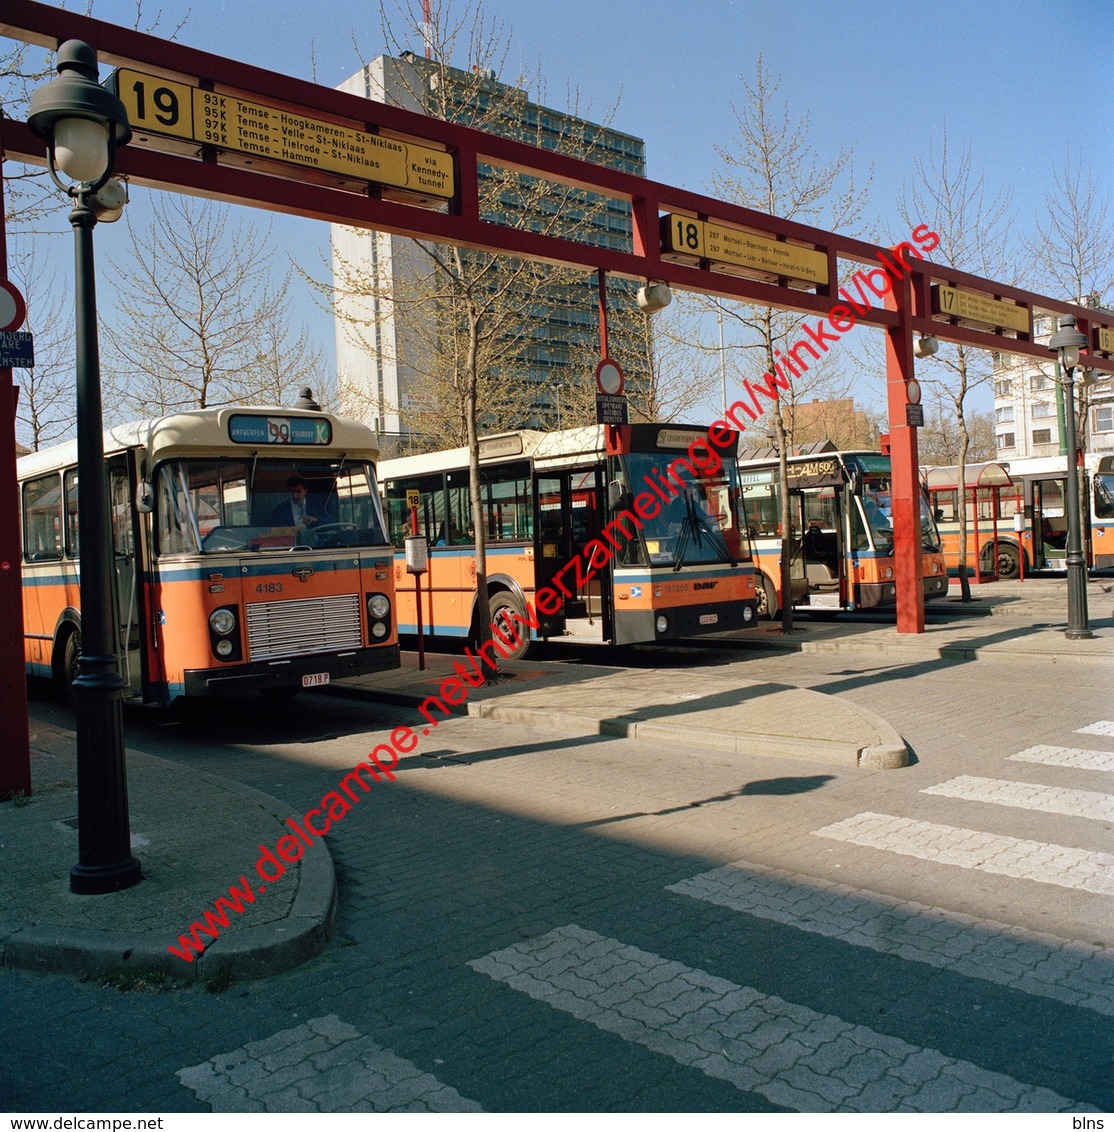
[
  {"x1": 595, "y1": 358, "x2": 624, "y2": 395},
  {"x1": 0, "y1": 279, "x2": 27, "y2": 333}
]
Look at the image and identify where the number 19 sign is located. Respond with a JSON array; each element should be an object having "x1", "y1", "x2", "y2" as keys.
[{"x1": 108, "y1": 68, "x2": 455, "y2": 200}]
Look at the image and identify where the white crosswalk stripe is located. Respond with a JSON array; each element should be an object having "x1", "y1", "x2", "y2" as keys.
[
  {"x1": 469, "y1": 924, "x2": 1090, "y2": 1112},
  {"x1": 1009, "y1": 745, "x2": 1114, "y2": 772},
  {"x1": 1076, "y1": 721, "x2": 1114, "y2": 737},
  {"x1": 668, "y1": 861, "x2": 1114, "y2": 1016},
  {"x1": 813, "y1": 812, "x2": 1114, "y2": 895},
  {"x1": 177, "y1": 1014, "x2": 482, "y2": 1112},
  {"x1": 922, "y1": 775, "x2": 1114, "y2": 821}
]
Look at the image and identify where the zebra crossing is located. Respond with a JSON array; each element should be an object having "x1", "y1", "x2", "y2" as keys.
[{"x1": 469, "y1": 720, "x2": 1114, "y2": 1112}]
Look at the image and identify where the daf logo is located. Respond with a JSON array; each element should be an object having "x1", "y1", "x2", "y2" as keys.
[
  {"x1": 693, "y1": 581, "x2": 718, "y2": 591},
  {"x1": 292, "y1": 566, "x2": 315, "y2": 583}
]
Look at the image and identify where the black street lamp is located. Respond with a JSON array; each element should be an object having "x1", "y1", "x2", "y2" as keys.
[
  {"x1": 29, "y1": 41, "x2": 143, "y2": 893},
  {"x1": 1047, "y1": 314, "x2": 1093, "y2": 641}
]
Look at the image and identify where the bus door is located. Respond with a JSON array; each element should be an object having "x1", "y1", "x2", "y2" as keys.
[
  {"x1": 1033, "y1": 477, "x2": 1068, "y2": 568},
  {"x1": 534, "y1": 470, "x2": 607, "y2": 639},
  {"x1": 787, "y1": 486, "x2": 837, "y2": 611},
  {"x1": 108, "y1": 457, "x2": 143, "y2": 697}
]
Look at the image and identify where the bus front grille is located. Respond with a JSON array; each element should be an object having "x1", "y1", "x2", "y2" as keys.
[{"x1": 246, "y1": 593, "x2": 362, "y2": 660}]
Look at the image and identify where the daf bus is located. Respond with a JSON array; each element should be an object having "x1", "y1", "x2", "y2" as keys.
[
  {"x1": 737, "y1": 446, "x2": 950, "y2": 618},
  {"x1": 19, "y1": 405, "x2": 398, "y2": 705},
  {"x1": 380, "y1": 423, "x2": 759, "y2": 658}
]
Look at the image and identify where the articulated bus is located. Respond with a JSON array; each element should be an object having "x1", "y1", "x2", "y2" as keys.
[
  {"x1": 926, "y1": 454, "x2": 1114, "y2": 577},
  {"x1": 380, "y1": 423, "x2": 759, "y2": 658},
  {"x1": 19, "y1": 406, "x2": 398, "y2": 706},
  {"x1": 737, "y1": 447, "x2": 950, "y2": 618}
]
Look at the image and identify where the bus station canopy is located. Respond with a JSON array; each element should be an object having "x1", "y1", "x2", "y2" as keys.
[{"x1": 925, "y1": 462, "x2": 1013, "y2": 493}]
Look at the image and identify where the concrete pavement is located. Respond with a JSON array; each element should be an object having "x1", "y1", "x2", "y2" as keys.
[{"x1": 2, "y1": 575, "x2": 1109, "y2": 984}]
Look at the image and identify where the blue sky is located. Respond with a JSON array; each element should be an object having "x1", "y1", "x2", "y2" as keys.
[{"x1": 8, "y1": 0, "x2": 1114, "y2": 421}]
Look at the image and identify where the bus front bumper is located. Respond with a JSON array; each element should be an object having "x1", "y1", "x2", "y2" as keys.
[
  {"x1": 182, "y1": 644, "x2": 401, "y2": 698},
  {"x1": 614, "y1": 599, "x2": 759, "y2": 645},
  {"x1": 857, "y1": 574, "x2": 949, "y2": 609}
]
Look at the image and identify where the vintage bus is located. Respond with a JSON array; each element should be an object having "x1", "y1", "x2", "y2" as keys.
[
  {"x1": 926, "y1": 454, "x2": 1114, "y2": 577},
  {"x1": 738, "y1": 446, "x2": 950, "y2": 618},
  {"x1": 380, "y1": 423, "x2": 759, "y2": 658},
  {"x1": 19, "y1": 405, "x2": 398, "y2": 705}
]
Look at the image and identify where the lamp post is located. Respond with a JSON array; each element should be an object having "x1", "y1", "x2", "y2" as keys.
[
  {"x1": 1047, "y1": 315, "x2": 1092, "y2": 641},
  {"x1": 29, "y1": 41, "x2": 142, "y2": 893}
]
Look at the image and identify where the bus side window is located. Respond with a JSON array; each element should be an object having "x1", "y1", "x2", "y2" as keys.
[{"x1": 23, "y1": 473, "x2": 63, "y2": 561}]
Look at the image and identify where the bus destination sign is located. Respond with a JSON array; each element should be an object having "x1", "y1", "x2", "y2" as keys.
[
  {"x1": 660, "y1": 214, "x2": 828, "y2": 285},
  {"x1": 228, "y1": 415, "x2": 332, "y2": 445},
  {"x1": 931, "y1": 285, "x2": 1029, "y2": 334},
  {"x1": 109, "y1": 69, "x2": 455, "y2": 200}
]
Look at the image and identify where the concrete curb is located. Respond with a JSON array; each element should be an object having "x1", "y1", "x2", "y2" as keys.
[
  {"x1": 469, "y1": 700, "x2": 910, "y2": 769},
  {"x1": 0, "y1": 766, "x2": 336, "y2": 984}
]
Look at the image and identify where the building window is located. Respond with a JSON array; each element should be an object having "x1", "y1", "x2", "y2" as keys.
[
  {"x1": 1030, "y1": 374, "x2": 1052, "y2": 392},
  {"x1": 1032, "y1": 428, "x2": 1053, "y2": 446},
  {"x1": 1032, "y1": 401, "x2": 1056, "y2": 418},
  {"x1": 995, "y1": 406, "x2": 1014, "y2": 424},
  {"x1": 997, "y1": 432, "x2": 1015, "y2": 449},
  {"x1": 1095, "y1": 405, "x2": 1113, "y2": 433},
  {"x1": 994, "y1": 380, "x2": 1012, "y2": 398}
]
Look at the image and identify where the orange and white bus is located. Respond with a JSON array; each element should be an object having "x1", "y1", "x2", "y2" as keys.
[
  {"x1": 19, "y1": 406, "x2": 398, "y2": 705},
  {"x1": 738, "y1": 446, "x2": 950, "y2": 618},
  {"x1": 926, "y1": 454, "x2": 1114, "y2": 577},
  {"x1": 380, "y1": 423, "x2": 759, "y2": 657}
]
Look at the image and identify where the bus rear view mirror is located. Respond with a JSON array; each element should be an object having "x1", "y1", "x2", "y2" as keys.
[
  {"x1": 848, "y1": 471, "x2": 862, "y2": 496},
  {"x1": 136, "y1": 482, "x2": 154, "y2": 513},
  {"x1": 608, "y1": 479, "x2": 625, "y2": 509}
]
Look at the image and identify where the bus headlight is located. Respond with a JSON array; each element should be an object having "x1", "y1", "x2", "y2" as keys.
[
  {"x1": 655, "y1": 614, "x2": 669, "y2": 634},
  {"x1": 743, "y1": 606, "x2": 755, "y2": 623},
  {"x1": 209, "y1": 608, "x2": 236, "y2": 636},
  {"x1": 371, "y1": 621, "x2": 388, "y2": 639},
  {"x1": 367, "y1": 593, "x2": 390, "y2": 620},
  {"x1": 215, "y1": 638, "x2": 234, "y2": 657}
]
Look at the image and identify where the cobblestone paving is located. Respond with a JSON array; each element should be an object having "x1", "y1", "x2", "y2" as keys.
[
  {"x1": 468, "y1": 924, "x2": 1091, "y2": 1113},
  {"x1": 177, "y1": 1014, "x2": 482, "y2": 1112},
  {"x1": 5, "y1": 644, "x2": 1113, "y2": 1113},
  {"x1": 814, "y1": 812, "x2": 1114, "y2": 895},
  {"x1": 667, "y1": 860, "x2": 1114, "y2": 1015}
]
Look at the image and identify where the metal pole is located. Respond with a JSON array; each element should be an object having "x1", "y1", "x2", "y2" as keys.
[
  {"x1": 1061, "y1": 365, "x2": 1092, "y2": 640},
  {"x1": 69, "y1": 191, "x2": 142, "y2": 894}
]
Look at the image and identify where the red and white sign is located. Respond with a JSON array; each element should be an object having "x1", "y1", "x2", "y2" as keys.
[
  {"x1": 0, "y1": 280, "x2": 26, "y2": 333},
  {"x1": 595, "y1": 358, "x2": 624, "y2": 395}
]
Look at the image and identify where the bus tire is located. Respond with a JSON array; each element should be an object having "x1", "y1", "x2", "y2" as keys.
[
  {"x1": 755, "y1": 574, "x2": 777, "y2": 620},
  {"x1": 996, "y1": 542, "x2": 1021, "y2": 579},
  {"x1": 485, "y1": 592, "x2": 532, "y2": 661},
  {"x1": 58, "y1": 628, "x2": 81, "y2": 708}
]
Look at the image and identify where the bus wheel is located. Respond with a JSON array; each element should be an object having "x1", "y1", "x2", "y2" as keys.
[
  {"x1": 486, "y1": 593, "x2": 532, "y2": 661},
  {"x1": 59, "y1": 629, "x2": 81, "y2": 707},
  {"x1": 996, "y1": 543, "x2": 1021, "y2": 579},
  {"x1": 755, "y1": 574, "x2": 777, "y2": 620}
]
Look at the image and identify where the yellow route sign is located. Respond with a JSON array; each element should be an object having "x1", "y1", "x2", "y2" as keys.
[
  {"x1": 660, "y1": 214, "x2": 828, "y2": 285},
  {"x1": 931, "y1": 284, "x2": 1029, "y2": 334},
  {"x1": 1095, "y1": 326, "x2": 1114, "y2": 354},
  {"x1": 109, "y1": 68, "x2": 455, "y2": 199}
]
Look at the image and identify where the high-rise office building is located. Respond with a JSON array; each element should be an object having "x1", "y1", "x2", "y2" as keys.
[{"x1": 331, "y1": 53, "x2": 648, "y2": 452}]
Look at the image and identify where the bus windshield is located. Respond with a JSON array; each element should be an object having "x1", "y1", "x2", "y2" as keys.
[
  {"x1": 860, "y1": 475, "x2": 942, "y2": 553},
  {"x1": 1095, "y1": 473, "x2": 1114, "y2": 520},
  {"x1": 621, "y1": 451, "x2": 749, "y2": 568},
  {"x1": 155, "y1": 457, "x2": 388, "y2": 555}
]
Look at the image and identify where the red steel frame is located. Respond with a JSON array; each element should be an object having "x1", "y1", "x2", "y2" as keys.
[{"x1": 2, "y1": 0, "x2": 1113, "y2": 793}]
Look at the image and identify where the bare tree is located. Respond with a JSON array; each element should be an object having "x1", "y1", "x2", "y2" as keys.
[
  {"x1": 333, "y1": 0, "x2": 639, "y2": 662},
  {"x1": 899, "y1": 131, "x2": 1015, "y2": 600},
  {"x1": 708, "y1": 54, "x2": 873, "y2": 628},
  {"x1": 103, "y1": 195, "x2": 328, "y2": 419},
  {"x1": 9, "y1": 245, "x2": 73, "y2": 450}
]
